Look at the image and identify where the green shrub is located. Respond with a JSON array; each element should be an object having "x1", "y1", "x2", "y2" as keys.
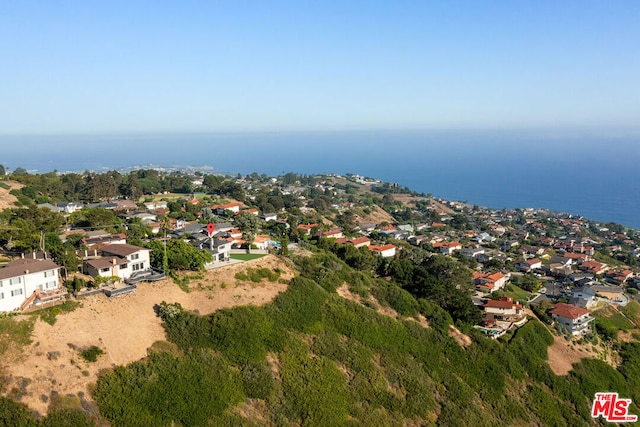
[{"x1": 80, "y1": 345, "x2": 104, "y2": 363}]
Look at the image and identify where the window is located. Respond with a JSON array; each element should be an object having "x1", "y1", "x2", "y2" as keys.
[
  {"x1": 46, "y1": 281, "x2": 57, "y2": 289},
  {"x1": 101, "y1": 267, "x2": 110, "y2": 273},
  {"x1": 0, "y1": 292, "x2": 4, "y2": 299},
  {"x1": 11, "y1": 288, "x2": 23, "y2": 297},
  {"x1": 132, "y1": 263, "x2": 144, "y2": 272},
  {"x1": 44, "y1": 269, "x2": 56, "y2": 278},
  {"x1": 0, "y1": 280, "x2": 3, "y2": 287},
  {"x1": 131, "y1": 253, "x2": 139, "y2": 260},
  {"x1": 121, "y1": 263, "x2": 128, "y2": 269},
  {"x1": 9, "y1": 277, "x2": 22, "y2": 285}
]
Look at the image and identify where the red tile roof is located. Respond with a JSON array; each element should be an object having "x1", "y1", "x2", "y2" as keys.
[
  {"x1": 550, "y1": 303, "x2": 591, "y2": 320},
  {"x1": 484, "y1": 297, "x2": 522, "y2": 310},
  {"x1": 369, "y1": 244, "x2": 396, "y2": 253}
]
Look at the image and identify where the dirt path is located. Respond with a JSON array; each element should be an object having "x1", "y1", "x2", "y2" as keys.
[{"x1": 1, "y1": 255, "x2": 293, "y2": 416}]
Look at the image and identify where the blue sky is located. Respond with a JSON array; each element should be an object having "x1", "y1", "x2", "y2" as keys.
[{"x1": 1, "y1": 1, "x2": 639, "y2": 134}]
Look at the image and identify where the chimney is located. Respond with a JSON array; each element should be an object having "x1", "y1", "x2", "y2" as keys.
[{"x1": 24, "y1": 270, "x2": 29, "y2": 274}]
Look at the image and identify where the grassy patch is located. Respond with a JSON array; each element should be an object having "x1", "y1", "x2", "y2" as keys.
[
  {"x1": 620, "y1": 300, "x2": 640, "y2": 327},
  {"x1": 0, "y1": 182, "x2": 10, "y2": 190},
  {"x1": 500, "y1": 284, "x2": 532, "y2": 303},
  {"x1": 230, "y1": 253, "x2": 267, "y2": 261},
  {"x1": 0, "y1": 316, "x2": 34, "y2": 354},
  {"x1": 29, "y1": 300, "x2": 81, "y2": 325},
  {"x1": 594, "y1": 306, "x2": 635, "y2": 330},
  {"x1": 235, "y1": 267, "x2": 281, "y2": 283}
]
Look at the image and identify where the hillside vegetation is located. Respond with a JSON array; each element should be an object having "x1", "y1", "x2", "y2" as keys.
[{"x1": 87, "y1": 253, "x2": 639, "y2": 426}]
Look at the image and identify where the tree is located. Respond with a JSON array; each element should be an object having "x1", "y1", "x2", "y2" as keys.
[
  {"x1": 235, "y1": 212, "x2": 261, "y2": 248},
  {"x1": 146, "y1": 239, "x2": 212, "y2": 271}
]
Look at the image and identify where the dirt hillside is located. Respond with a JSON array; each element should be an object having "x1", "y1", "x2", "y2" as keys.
[
  {"x1": 0, "y1": 180, "x2": 22, "y2": 210},
  {"x1": 1, "y1": 255, "x2": 293, "y2": 416}
]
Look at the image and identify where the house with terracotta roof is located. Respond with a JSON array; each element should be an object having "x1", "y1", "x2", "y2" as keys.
[
  {"x1": 550, "y1": 303, "x2": 594, "y2": 336},
  {"x1": 296, "y1": 223, "x2": 318, "y2": 236},
  {"x1": 243, "y1": 208, "x2": 260, "y2": 216},
  {"x1": 369, "y1": 244, "x2": 397, "y2": 258},
  {"x1": 317, "y1": 229, "x2": 344, "y2": 239},
  {"x1": 213, "y1": 202, "x2": 241, "y2": 215},
  {"x1": 473, "y1": 271, "x2": 509, "y2": 292},
  {"x1": 515, "y1": 258, "x2": 542, "y2": 272},
  {"x1": 435, "y1": 241, "x2": 462, "y2": 255},
  {"x1": 605, "y1": 269, "x2": 633, "y2": 284},
  {"x1": 483, "y1": 297, "x2": 524, "y2": 321},
  {"x1": 579, "y1": 260, "x2": 609, "y2": 275},
  {"x1": 348, "y1": 237, "x2": 371, "y2": 248},
  {"x1": 83, "y1": 244, "x2": 151, "y2": 281},
  {"x1": 0, "y1": 258, "x2": 65, "y2": 313}
]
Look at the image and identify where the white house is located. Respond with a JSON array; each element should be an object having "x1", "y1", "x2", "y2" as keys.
[
  {"x1": 83, "y1": 244, "x2": 151, "y2": 281},
  {"x1": 213, "y1": 203, "x2": 241, "y2": 215},
  {"x1": 369, "y1": 244, "x2": 397, "y2": 258},
  {"x1": 483, "y1": 297, "x2": 524, "y2": 321},
  {"x1": 550, "y1": 303, "x2": 594, "y2": 336},
  {"x1": 260, "y1": 213, "x2": 278, "y2": 222},
  {"x1": 0, "y1": 258, "x2": 63, "y2": 313}
]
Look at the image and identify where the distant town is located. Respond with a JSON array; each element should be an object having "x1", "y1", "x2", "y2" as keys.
[{"x1": 1, "y1": 167, "x2": 638, "y2": 340}]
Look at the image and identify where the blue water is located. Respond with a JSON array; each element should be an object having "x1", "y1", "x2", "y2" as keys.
[{"x1": 1, "y1": 130, "x2": 639, "y2": 229}]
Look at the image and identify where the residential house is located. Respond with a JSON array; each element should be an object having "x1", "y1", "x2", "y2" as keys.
[
  {"x1": 550, "y1": 303, "x2": 594, "y2": 336},
  {"x1": 213, "y1": 203, "x2": 241, "y2": 215},
  {"x1": 0, "y1": 258, "x2": 65, "y2": 312},
  {"x1": 460, "y1": 247, "x2": 485, "y2": 259},
  {"x1": 369, "y1": 244, "x2": 397, "y2": 258},
  {"x1": 569, "y1": 287, "x2": 598, "y2": 309},
  {"x1": 243, "y1": 208, "x2": 260, "y2": 216},
  {"x1": 297, "y1": 223, "x2": 318, "y2": 236},
  {"x1": 473, "y1": 232, "x2": 496, "y2": 243},
  {"x1": 144, "y1": 201, "x2": 168, "y2": 211},
  {"x1": 82, "y1": 233, "x2": 128, "y2": 248},
  {"x1": 501, "y1": 240, "x2": 520, "y2": 252},
  {"x1": 83, "y1": 244, "x2": 151, "y2": 281},
  {"x1": 253, "y1": 235, "x2": 278, "y2": 250},
  {"x1": 408, "y1": 235, "x2": 432, "y2": 247},
  {"x1": 473, "y1": 271, "x2": 509, "y2": 292},
  {"x1": 192, "y1": 238, "x2": 232, "y2": 264},
  {"x1": 37, "y1": 202, "x2": 84, "y2": 214},
  {"x1": 113, "y1": 200, "x2": 138, "y2": 211},
  {"x1": 579, "y1": 260, "x2": 609, "y2": 275},
  {"x1": 260, "y1": 213, "x2": 278, "y2": 222},
  {"x1": 397, "y1": 224, "x2": 414, "y2": 233},
  {"x1": 477, "y1": 250, "x2": 508, "y2": 264},
  {"x1": 483, "y1": 297, "x2": 524, "y2": 321},
  {"x1": 436, "y1": 241, "x2": 462, "y2": 255},
  {"x1": 317, "y1": 229, "x2": 344, "y2": 239},
  {"x1": 605, "y1": 269, "x2": 633, "y2": 284},
  {"x1": 347, "y1": 237, "x2": 371, "y2": 248},
  {"x1": 515, "y1": 258, "x2": 542, "y2": 272}
]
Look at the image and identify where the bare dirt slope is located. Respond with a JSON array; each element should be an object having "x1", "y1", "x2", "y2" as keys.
[
  {"x1": 353, "y1": 205, "x2": 396, "y2": 226},
  {"x1": 546, "y1": 334, "x2": 616, "y2": 376},
  {"x1": 0, "y1": 180, "x2": 22, "y2": 210},
  {"x1": 1, "y1": 255, "x2": 293, "y2": 416}
]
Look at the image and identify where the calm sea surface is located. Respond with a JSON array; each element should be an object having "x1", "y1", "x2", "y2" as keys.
[{"x1": 1, "y1": 131, "x2": 639, "y2": 229}]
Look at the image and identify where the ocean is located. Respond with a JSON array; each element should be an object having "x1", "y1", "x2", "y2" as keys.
[{"x1": 1, "y1": 130, "x2": 639, "y2": 229}]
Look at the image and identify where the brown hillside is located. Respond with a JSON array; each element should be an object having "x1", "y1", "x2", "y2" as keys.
[
  {"x1": 0, "y1": 255, "x2": 292, "y2": 416},
  {"x1": 0, "y1": 181, "x2": 22, "y2": 210}
]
